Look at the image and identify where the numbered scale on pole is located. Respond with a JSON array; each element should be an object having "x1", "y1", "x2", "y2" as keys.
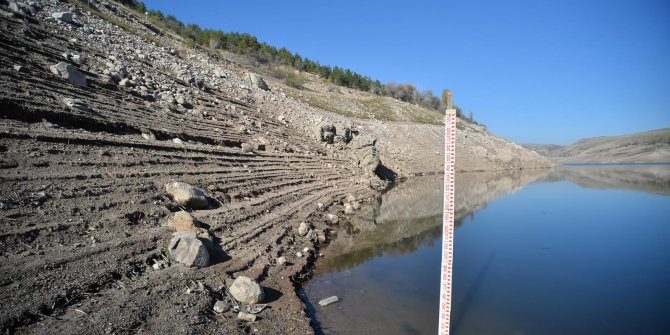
[{"x1": 438, "y1": 109, "x2": 456, "y2": 335}]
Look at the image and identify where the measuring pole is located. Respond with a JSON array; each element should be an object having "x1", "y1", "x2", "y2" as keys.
[{"x1": 438, "y1": 108, "x2": 456, "y2": 334}]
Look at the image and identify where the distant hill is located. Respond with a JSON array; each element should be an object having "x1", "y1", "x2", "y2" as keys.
[
  {"x1": 521, "y1": 143, "x2": 563, "y2": 156},
  {"x1": 534, "y1": 128, "x2": 670, "y2": 163}
]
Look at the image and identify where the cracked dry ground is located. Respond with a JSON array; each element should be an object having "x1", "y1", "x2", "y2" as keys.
[{"x1": 0, "y1": 13, "x2": 376, "y2": 335}]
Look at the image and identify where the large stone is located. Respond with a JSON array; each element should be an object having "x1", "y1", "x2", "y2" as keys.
[
  {"x1": 167, "y1": 210, "x2": 201, "y2": 231},
  {"x1": 213, "y1": 300, "x2": 230, "y2": 313},
  {"x1": 246, "y1": 73, "x2": 269, "y2": 91},
  {"x1": 165, "y1": 181, "x2": 209, "y2": 208},
  {"x1": 62, "y1": 97, "x2": 88, "y2": 111},
  {"x1": 349, "y1": 135, "x2": 381, "y2": 174},
  {"x1": 49, "y1": 62, "x2": 86, "y2": 87},
  {"x1": 51, "y1": 11, "x2": 73, "y2": 23},
  {"x1": 238, "y1": 312, "x2": 256, "y2": 322},
  {"x1": 241, "y1": 143, "x2": 254, "y2": 153},
  {"x1": 9, "y1": 1, "x2": 35, "y2": 16},
  {"x1": 168, "y1": 231, "x2": 210, "y2": 268},
  {"x1": 305, "y1": 229, "x2": 318, "y2": 242},
  {"x1": 298, "y1": 222, "x2": 309, "y2": 236},
  {"x1": 319, "y1": 125, "x2": 336, "y2": 144},
  {"x1": 229, "y1": 276, "x2": 264, "y2": 305},
  {"x1": 326, "y1": 213, "x2": 339, "y2": 224}
]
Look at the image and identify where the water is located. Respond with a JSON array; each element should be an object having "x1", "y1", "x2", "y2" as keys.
[{"x1": 302, "y1": 165, "x2": 670, "y2": 334}]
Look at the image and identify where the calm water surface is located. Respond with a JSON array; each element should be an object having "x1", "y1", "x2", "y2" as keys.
[{"x1": 303, "y1": 165, "x2": 670, "y2": 334}]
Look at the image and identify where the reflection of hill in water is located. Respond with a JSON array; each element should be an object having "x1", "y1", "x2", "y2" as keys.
[
  {"x1": 316, "y1": 170, "x2": 551, "y2": 274},
  {"x1": 543, "y1": 165, "x2": 670, "y2": 195}
]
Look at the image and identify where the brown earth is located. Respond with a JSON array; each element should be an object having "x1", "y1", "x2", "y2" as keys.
[{"x1": 0, "y1": 1, "x2": 553, "y2": 334}]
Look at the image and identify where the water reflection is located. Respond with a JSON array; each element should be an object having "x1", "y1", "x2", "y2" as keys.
[
  {"x1": 544, "y1": 164, "x2": 670, "y2": 195},
  {"x1": 317, "y1": 169, "x2": 551, "y2": 274},
  {"x1": 306, "y1": 169, "x2": 552, "y2": 335}
]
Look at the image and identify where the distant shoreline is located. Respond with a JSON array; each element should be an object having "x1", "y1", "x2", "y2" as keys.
[{"x1": 563, "y1": 162, "x2": 670, "y2": 166}]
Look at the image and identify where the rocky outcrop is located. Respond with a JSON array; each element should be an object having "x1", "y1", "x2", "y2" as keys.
[
  {"x1": 246, "y1": 73, "x2": 269, "y2": 91},
  {"x1": 349, "y1": 134, "x2": 381, "y2": 175}
]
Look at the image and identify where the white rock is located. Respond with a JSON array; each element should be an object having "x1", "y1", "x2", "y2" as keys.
[
  {"x1": 238, "y1": 312, "x2": 256, "y2": 322},
  {"x1": 229, "y1": 276, "x2": 265, "y2": 305},
  {"x1": 164, "y1": 181, "x2": 208, "y2": 208},
  {"x1": 298, "y1": 222, "x2": 309, "y2": 236},
  {"x1": 52, "y1": 11, "x2": 73, "y2": 23},
  {"x1": 213, "y1": 300, "x2": 229, "y2": 313},
  {"x1": 277, "y1": 256, "x2": 287, "y2": 266},
  {"x1": 318, "y1": 296, "x2": 339, "y2": 306},
  {"x1": 49, "y1": 62, "x2": 86, "y2": 87}
]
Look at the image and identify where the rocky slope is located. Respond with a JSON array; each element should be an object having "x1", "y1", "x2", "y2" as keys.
[
  {"x1": 528, "y1": 128, "x2": 670, "y2": 163},
  {"x1": 0, "y1": 0, "x2": 553, "y2": 334}
]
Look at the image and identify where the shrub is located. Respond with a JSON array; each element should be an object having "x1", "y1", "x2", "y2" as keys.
[{"x1": 284, "y1": 73, "x2": 307, "y2": 89}]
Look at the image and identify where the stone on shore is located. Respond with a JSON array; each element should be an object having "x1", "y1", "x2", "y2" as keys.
[
  {"x1": 213, "y1": 300, "x2": 230, "y2": 314},
  {"x1": 167, "y1": 210, "x2": 201, "y2": 231},
  {"x1": 276, "y1": 256, "x2": 287, "y2": 266},
  {"x1": 49, "y1": 62, "x2": 86, "y2": 87},
  {"x1": 168, "y1": 231, "x2": 210, "y2": 268},
  {"x1": 246, "y1": 73, "x2": 269, "y2": 91},
  {"x1": 326, "y1": 213, "x2": 339, "y2": 224},
  {"x1": 241, "y1": 142, "x2": 254, "y2": 153},
  {"x1": 52, "y1": 12, "x2": 73, "y2": 23},
  {"x1": 229, "y1": 276, "x2": 265, "y2": 305},
  {"x1": 318, "y1": 296, "x2": 339, "y2": 306},
  {"x1": 298, "y1": 221, "x2": 309, "y2": 236},
  {"x1": 238, "y1": 312, "x2": 257, "y2": 322},
  {"x1": 165, "y1": 181, "x2": 209, "y2": 208}
]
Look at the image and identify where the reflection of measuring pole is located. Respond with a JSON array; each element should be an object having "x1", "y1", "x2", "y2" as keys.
[{"x1": 439, "y1": 107, "x2": 456, "y2": 335}]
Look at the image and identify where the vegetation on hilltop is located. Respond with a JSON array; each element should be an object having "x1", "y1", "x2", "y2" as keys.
[{"x1": 113, "y1": 0, "x2": 473, "y2": 120}]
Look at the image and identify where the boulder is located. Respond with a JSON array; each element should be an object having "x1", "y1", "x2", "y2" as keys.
[
  {"x1": 213, "y1": 300, "x2": 230, "y2": 314},
  {"x1": 241, "y1": 143, "x2": 254, "y2": 153},
  {"x1": 238, "y1": 312, "x2": 256, "y2": 322},
  {"x1": 318, "y1": 125, "x2": 336, "y2": 144},
  {"x1": 305, "y1": 229, "x2": 318, "y2": 242},
  {"x1": 51, "y1": 11, "x2": 73, "y2": 23},
  {"x1": 316, "y1": 230, "x2": 328, "y2": 243},
  {"x1": 298, "y1": 222, "x2": 309, "y2": 236},
  {"x1": 326, "y1": 213, "x2": 339, "y2": 224},
  {"x1": 168, "y1": 231, "x2": 210, "y2": 268},
  {"x1": 344, "y1": 203, "x2": 354, "y2": 214},
  {"x1": 167, "y1": 210, "x2": 201, "y2": 231},
  {"x1": 165, "y1": 181, "x2": 209, "y2": 208},
  {"x1": 246, "y1": 73, "x2": 269, "y2": 91},
  {"x1": 49, "y1": 62, "x2": 86, "y2": 87},
  {"x1": 229, "y1": 276, "x2": 264, "y2": 305},
  {"x1": 61, "y1": 97, "x2": 88, "y2": 111},
  {"x1": 276, "y1": 256, "x2": 287, "y2": 266},
  {"x1": 9, "y1": 1, "x2": 35, "y2": 16},
  {"x1": 349, "y1": 134, "x2": 381, "y2": 174}
]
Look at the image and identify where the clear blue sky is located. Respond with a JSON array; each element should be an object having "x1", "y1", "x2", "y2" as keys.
[{"x1": 144, "y1": 0, "x2": 670, "y2": 145}]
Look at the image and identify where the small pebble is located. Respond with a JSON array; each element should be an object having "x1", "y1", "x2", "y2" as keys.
[{"x1": 238, "y1": 312, "x2": 256, "y2": 322}]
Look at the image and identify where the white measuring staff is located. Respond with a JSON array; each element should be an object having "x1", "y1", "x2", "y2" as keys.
[{"x1": 438, "y1": 109, "x2": 456, "y2": 334}]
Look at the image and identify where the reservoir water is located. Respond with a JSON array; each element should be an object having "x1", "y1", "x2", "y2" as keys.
[{"x1": 302, "y1": 165, "x2": 670, "y2": 334}]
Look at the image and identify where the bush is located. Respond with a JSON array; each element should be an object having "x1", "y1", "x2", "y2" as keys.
[{"x1": 284, "y1": 73, "x2": 307, "y2": 89}]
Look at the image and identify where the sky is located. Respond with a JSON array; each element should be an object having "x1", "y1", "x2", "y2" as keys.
[{"x1": 144, "y1": 0, "x2": 670, "y2": 145}]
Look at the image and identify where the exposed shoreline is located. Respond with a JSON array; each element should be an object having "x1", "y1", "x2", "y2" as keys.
[{"x1": 0, "y1": 1, "x2": 555, "y2": 334}]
